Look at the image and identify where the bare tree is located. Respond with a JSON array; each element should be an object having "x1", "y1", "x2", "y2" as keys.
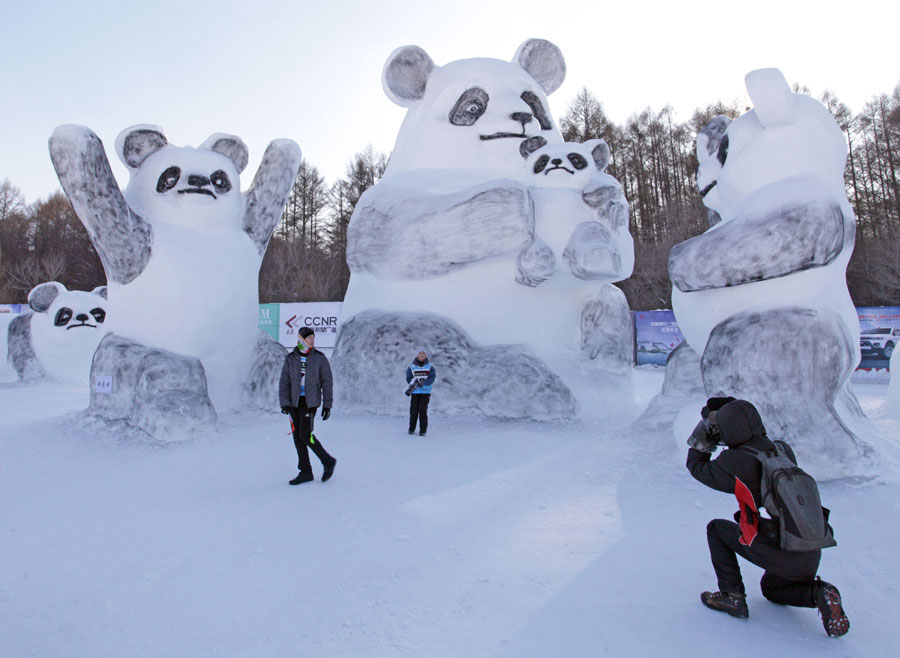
[{"x1": 5, "y1": 251, "x2": 67, "y2": 294}]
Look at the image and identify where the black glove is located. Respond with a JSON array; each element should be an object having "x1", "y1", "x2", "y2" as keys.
[
  {"x1": 687, "y1": 419, "x2": 717, "y2": 453},
  {"x1": 281, "y1": 406, "x2": 291, "y2": 415},
  {"x1": 321, "y1": 407, "x2": 331, "y2": 421},
  {"x1": 416, "y1": 379, "x2": 424, "y2": 388}
]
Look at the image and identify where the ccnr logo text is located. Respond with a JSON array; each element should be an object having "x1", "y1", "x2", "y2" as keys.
[{"x1": 302, "y1": 316, "x2": 338, "y2": 327}]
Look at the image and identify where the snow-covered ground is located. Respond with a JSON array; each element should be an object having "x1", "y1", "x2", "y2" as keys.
[{"x1": 2, "y1": 366, "x2": 898, "y2": 657}]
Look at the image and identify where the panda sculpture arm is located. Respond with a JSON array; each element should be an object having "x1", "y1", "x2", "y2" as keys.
[
  {"x1": 669, "y1": 199, "x2": 846, "y2": 292},
  {"x1": 347, "y1": 179, "x2": 534, "y2": 279},
  {"x1": 243, "y1": 139, "x2": 303, "y2": 254},
  {"x1": 7, "y1": 313, "x2": 44, "y2": 379},
  {"x1": 48, "y1": 125, "x2": 152, "y2": 285}
]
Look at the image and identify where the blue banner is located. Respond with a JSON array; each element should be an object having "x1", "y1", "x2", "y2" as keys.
[
  {"x1": 856, "y1": 306, "x2": 900, "y2": 375},
  {"x1": 634, "y1": 310, "x2": 685, "y2": 366}
]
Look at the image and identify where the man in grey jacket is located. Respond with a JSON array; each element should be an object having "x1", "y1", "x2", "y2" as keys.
[{"x1": 279, "y1": 327, "x2": 336, "y2": 485}]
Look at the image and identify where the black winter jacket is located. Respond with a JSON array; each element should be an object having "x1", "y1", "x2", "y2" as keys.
[
  {"x1": 279, "y1": 347, "x2": 333, "y2": 410},
  {"x1": 685, "y1": 400, "x2": 797, "y2": 544}
]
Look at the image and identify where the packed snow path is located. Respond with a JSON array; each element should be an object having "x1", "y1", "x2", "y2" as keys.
[{"x1": 1, "y1": 372, "x2": 898, "y2": 657}]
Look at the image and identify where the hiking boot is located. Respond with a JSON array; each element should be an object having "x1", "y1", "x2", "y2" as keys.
[
  {"x1": 322, "y1": 457, "x2": 336, "y2": 482},
  {"x1": 289, "y1": 470, "x2": 314, "y2": 485},
  {"x1": 700, "y1": 590, "x2": 749, "y2": 618},
  {"x1": 816, "y1": 577, "x2": 849, "y2": 637}
]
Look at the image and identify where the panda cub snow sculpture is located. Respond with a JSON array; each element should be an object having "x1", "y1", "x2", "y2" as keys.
[
  {"x1": 668, "y1": 68, "x2": 867, "y2": 468},
  {"x1": 518, "y1": 137, "x2": 633, "y2": 287},
  {"x1": 7, "y1": 282, "x2": 108, "y2": 382},
  {"x1": 49, "y1": 125, "x2": 301, "y2": 439},
  {"x1": 335, "y1": 39, "x2": 634, "y2": 420},
  {"x1": 517, "y1": 138, "x2": 634, "y2": 372}
]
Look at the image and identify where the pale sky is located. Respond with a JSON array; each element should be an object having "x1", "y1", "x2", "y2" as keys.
[{"x1": 2, "y1": 0, "x2": 898, "y2": 203}]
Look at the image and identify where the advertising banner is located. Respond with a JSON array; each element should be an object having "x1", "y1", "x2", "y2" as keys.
[
  {"x1": 258, "y1": 303, "x2": 280, "y2": 341},
  {"x1": 634, "y1": 310, "x2": 685, "y2": 366},
  {"x1": 275, "y1": 303, "x2": 343, "y2": 352},
  {"x1": 0, "y1": 304, "x2": 24, "y2": 315},
  {"x1": 854, "y1": 306, "x2": 900, "y2": 380}
]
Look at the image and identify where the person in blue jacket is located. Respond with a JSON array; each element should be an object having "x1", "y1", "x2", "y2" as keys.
[{"x1": 406, "y1": 347, "x2": 436, "y2": 436}]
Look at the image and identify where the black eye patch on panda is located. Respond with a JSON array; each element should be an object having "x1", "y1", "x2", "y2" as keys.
[
  {"x1": 533, "y1": 154, "x2": 550, "y2": 174},
  {"x1": 717, "y1": 134, "x2": 729, "y2": 166},
  {"x1": 450, "y1": 88, "x2": 489, "y2": 126},
  {"x1": 520, "y1": 91, "x2": 553, "y2": 130},
  {"x1": 568, "y1": 154, "x2": 589, "y2": 170},
  {"x1": 90, "y1": 307, "x2": 106, "y2": 323},
  {"x1": 210, "y1": 170, "x2": 232, "y2": 193},
  {"x1": 157, "y1": 166, "x2": 181, "y2": 193},
  {"x1": 54, "y1": 308, "x2": 73, "y2": 326}
]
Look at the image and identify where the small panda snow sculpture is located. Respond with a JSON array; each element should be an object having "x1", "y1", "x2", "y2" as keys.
[
  {"x1": 7, "y1": 282, "x2": 108, "y2": 382},
  {"x1": 49, "y1": 125, "x2": 300, "y2": 439},
  {"x1": 518, "y1": 138, "x2": 633, "y2": 287},
  {"x1": 668, "y1": 68, "x2": 866, "y2": 469},
  {"x1": 334, "y1": 39, "x2": 635, "y2": 420}
]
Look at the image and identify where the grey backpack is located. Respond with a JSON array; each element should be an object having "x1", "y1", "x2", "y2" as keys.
[{"x1": 742, "y1": 441, "x2": 836, "y2": 552}]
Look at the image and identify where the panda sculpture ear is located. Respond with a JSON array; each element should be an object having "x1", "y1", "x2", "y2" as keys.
[
  {"x1": 201, "y1": 134, "x2": 249, "y2": 173},
  {"x1": 115, "y1": 125, "x2": 168, "y2": 169},
  {"x1": 28, "y1": 281, "x2": 66, "y2": 313},
  {"x1": 587, "y1": 139, "x2": 611, "y2": 171},
  {"x1": 91, "y1": 285, "x2": 108, "y2": 300},
  {"x1": 382, "y1": 45, "x2": 435, "y2": 107},
  {"x1": 697, "y1": 116, "x2": 732, "y2": 160},
  {"x1": 745, "y1": 68, "x2": 796, "y2": 129},
  {"x1": 514, "y1": 39, "x2": 566, "y2": 95}
]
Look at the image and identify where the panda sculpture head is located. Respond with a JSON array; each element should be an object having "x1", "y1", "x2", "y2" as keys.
[
  {"x1": 381, "y1": 39, "x2": 565, "y2": 176},
  {"x1": 697, "y1": 68, "x2": 848, "y2": 219},
  {"x1": 114, "y1": 125, "x2": 248, "y2": 230},
  {"x1": 26, "y1": 281, "x2": 108, "y2": 380},
  {"x1": 521, "y1": 138, "x2": 611, "y2": 189}
]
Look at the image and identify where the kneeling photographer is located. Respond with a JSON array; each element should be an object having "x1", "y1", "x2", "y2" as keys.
[{"x1": 685, "y1": 397, "x2": 849, "y2": 637}]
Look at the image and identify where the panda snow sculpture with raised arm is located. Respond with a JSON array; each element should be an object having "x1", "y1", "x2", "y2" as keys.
[
  {"x1": 7, "y1": 282, "x2": 108, "y2": 383},
  {"x1": 668, "y1": 68, "x2": 868, "y2": 469},
  {"x1": 334, "y1": 39, "x2": 635, "y2": 419},
  {"x1": 49, "y1": 125, "x2": 301, "y2": 439}
]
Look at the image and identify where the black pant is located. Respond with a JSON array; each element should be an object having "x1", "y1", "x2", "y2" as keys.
[
  {"x1": 289, "y1": 400, "x2": 332, "y2": 472},
  {"x1": 409, "y1": 393, "x2": 430, "y2": 433},
  {"x1": 706, "y1": 519, "x2": 820, "y2": 606}
]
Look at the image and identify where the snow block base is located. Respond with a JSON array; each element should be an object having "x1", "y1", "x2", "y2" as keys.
[
  {"x1": 89, "y1": 333, "x2": 217, "y2": 441},
  {"x1": 702, "y1": 307, "x2": 868, "y2": 465},
  {"x1": 332, "y1": 310, "x2": 578, "y2": 420},
  {"x1": 241, "y1": 330, "x2": 287, "y2": 410}
]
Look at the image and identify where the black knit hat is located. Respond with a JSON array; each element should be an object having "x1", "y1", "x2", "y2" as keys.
[{"x1": 298, "y1": 326, "x2": 315, "y2": 339}]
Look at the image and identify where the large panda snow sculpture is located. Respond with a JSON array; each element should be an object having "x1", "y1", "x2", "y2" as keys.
[
  {"x1": 334, "y1": 39, "x2": 635, "y2": 419},
  {"x1": 668, "y1": 68, "x2": 867, "y2": 468},
  {"x1": 49, "y1": 125, "x2": 301, "y2": 439},
  {"x1": 7, "y1": 282, "x2": 108, "y2": 382}
]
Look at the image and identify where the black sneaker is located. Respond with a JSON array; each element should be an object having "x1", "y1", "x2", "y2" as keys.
[
  {"x1": 701, "y1": 590, "x2": 749, "y2": 618},
  {"x1": 289, "y1": 470, "x2": 314, "y2": 485},
  {"x1": 419, "y1": 431, "x2": 427, "y2": 436},
  {"x1": 322, "y1": 457, "x2": 336, "y2": 482},
  {"x1": 816, "y1": 577, "x2": 849, "y2": 637},
  {"x1": 408, "y1": 429, "x2": 415, "y2": 435}
]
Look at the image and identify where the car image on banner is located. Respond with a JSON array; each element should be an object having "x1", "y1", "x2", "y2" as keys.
[
  {"x1": 856, "y1": 307, "x2": 900, "y2": 378},
  {"x1": 860, "y1": 327, "x2": 899, "y2": 360}
]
